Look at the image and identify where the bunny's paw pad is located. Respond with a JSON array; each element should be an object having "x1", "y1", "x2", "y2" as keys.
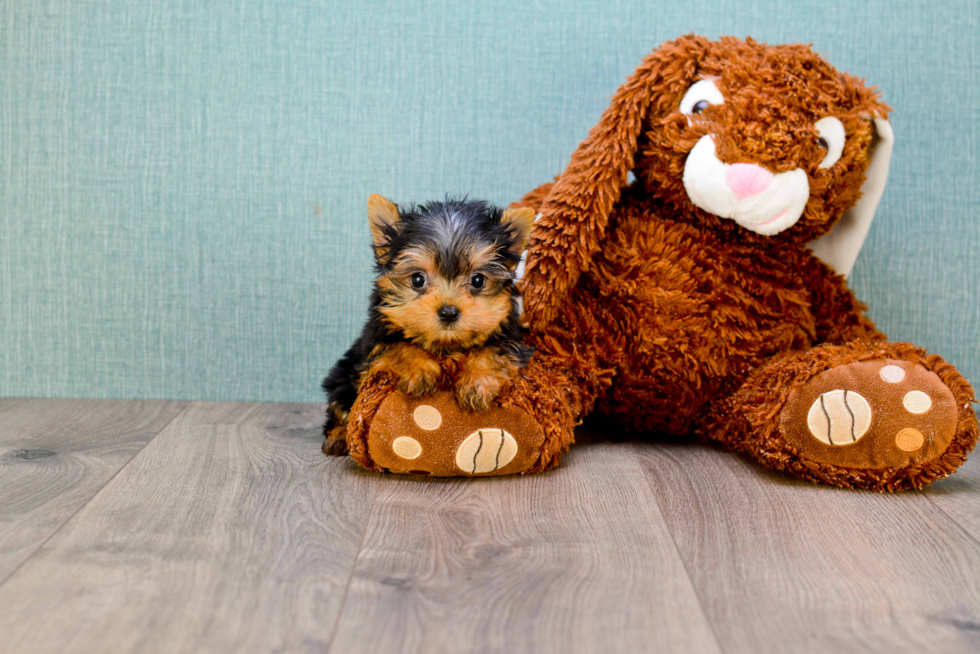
[
  {"x1": 366, "y1": 391, "x2": 544, "y2": 477},
  {"x1": 780, "y1": 359, "x2": 958, "y2": 469}
]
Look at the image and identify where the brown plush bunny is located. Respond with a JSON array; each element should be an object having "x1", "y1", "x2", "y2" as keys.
[{"x1": 333, "y1": 35, "x2": 977, "y2": 490}]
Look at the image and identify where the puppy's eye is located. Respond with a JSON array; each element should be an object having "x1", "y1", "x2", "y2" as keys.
[
  {"x1": 814, "y1": 116, "x2": 845, "y2": 169},
  {"x1": 410, "y1": 272, "x2": 426, "y2": 289},
  {"x1": 470, "y1": 273, "x2": 485, "y2": 290},
  {"x1": 680, "y1": 79, "x2": 725, "y2": 116}
]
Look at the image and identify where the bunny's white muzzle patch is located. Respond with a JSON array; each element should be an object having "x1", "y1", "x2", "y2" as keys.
[{"x1": 683, "y1": 136, "x2": 810, "y2": 236}]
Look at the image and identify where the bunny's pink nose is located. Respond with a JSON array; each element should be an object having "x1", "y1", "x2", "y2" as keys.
[{"x1": 726, "y1": 164, "x2": 774, "y2": 201}]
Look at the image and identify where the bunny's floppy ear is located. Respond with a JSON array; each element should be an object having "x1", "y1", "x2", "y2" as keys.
[
  {"x1": 809, "y1": 117, "x2": 894, "y2": 277},
  {"x1": 520, "y1": 35, "x2": 711, "y2": 329}
]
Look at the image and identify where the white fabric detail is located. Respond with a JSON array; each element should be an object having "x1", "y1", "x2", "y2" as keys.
[
  {"x1": 809, "y1": 118, "x2": 894, "y2": 277},
  {"x1": 879, "y1": 364, "x2": 906, "y2": 383},
  {"x1": 413, "y1": 404, "x2": 442, "y2": 430},
  {"x1": 455, "y1": 428, "x2": 518, "y2": 474},
  {"x1": 903, "y1": 390, "x2": 932, "y2": 414},
  {"x1": 514, "y1": 213, "x2": 541, "y2": 282},
  {"x1": 680, "y1": 79, "x2": 725, "y2": 115},
  {"x1": 815, "y1": 116, "x2": 845, "y2": 169},
  {"x1": 683, "y1": 136, "x2": 810, "y2": 236},
  {"x1": 807, "y1": 389, "x2": 873, "y2": 445},
  {"x1": 513, "y1": 212, "x2": 540, "y2": 283},
  {"x1": 513, "y1": 212, "x2": 540, "y2": 320},
  {"x1": 515, "y1": 249, "x2": 528, "y2": 282},
  {"x1": 392, "y1": 436, "x2": 422, "y2": 460}
]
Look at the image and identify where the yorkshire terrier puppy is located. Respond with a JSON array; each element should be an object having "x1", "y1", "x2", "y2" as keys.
[{"x1": 322, "y1": 194, "x2": 535, "y2": 455}]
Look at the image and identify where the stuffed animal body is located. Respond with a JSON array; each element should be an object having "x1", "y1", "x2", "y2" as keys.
[
  {"x1": 336, "y1": 35, "x2": 977, "y2": 490},
  {"x1": 556, "y1": 189, "x2": 871, "y2": 434}
]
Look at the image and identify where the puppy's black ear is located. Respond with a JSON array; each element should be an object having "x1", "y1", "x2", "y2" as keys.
[
  {"x1": 500, "y1": 207, "x2": 535, "y2": 255},
  {"x1": 367, "y1": 194, "x2": 400, "y2": 256}
]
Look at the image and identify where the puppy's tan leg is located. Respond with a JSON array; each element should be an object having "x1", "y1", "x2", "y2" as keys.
[
  {"x1": 456, "y1": 347, "x2": 521, "y2": 412},
  {"x1": 368, "y1": 343, "x2": 442, "y2": 397}
]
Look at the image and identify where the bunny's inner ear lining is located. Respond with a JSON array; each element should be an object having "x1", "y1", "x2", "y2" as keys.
[{"x1": 809, "y1": 118, "x2": 895, "y2": 277}]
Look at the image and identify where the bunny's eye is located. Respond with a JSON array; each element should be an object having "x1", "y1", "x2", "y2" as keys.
[
  {"x1": 814, "y1": 117, "x2": 846, "y2": 169},
  {"x1": 680, "y1": 79, "x2": 725, "y2": 115}
]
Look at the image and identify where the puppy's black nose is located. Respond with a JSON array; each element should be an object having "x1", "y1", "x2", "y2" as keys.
[{"x1": 437, "y1": 305, "x2": 461, "y2": 324}]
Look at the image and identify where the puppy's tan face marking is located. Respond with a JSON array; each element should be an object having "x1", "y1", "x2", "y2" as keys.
[
  {"x1": 379, "y1": 244, "x2": 514, "y2": 352},
  {"x1": 638, "y1": 39, "x2": 888, "y2": 242}
]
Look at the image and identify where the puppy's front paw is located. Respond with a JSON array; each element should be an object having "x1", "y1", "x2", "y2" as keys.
[
  {"x1": 323, "y1": 403, "x2": 350, "y2": 456},
  {"x1": 397, "y1": 367, "x2": 440, "y2": 397},
  {"x1": 323, "y1": 436, "x2": 349, "y2": 456},
  {"x1": 456, "y1": 375, "x2": 503, "y2": 412}
]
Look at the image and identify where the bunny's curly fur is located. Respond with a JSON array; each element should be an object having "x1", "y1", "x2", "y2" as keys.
[{"x1": 340, "y1": 35, "x2": 977, "y2": 490}]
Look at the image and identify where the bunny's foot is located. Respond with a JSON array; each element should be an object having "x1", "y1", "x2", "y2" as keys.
[{"x1": 711, "y1": 342, "x2": 978, "y2": 490}]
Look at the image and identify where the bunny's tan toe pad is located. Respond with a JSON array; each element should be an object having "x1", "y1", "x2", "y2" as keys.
[
  {"x1": 780, "y1": 359, "x2": 958, "y2": 469},
  {"x1": 366, "y1": 391, "x2": 544, "y2": 476}
]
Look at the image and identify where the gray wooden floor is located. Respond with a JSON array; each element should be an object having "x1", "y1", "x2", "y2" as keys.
[{"x1": 1, "y1": 399, "x2": 978, "y2": 654}]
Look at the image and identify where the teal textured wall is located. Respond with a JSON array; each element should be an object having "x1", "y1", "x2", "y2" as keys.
[{"x1": 1, "y1": 0, "x2": 977, "y2": 402}]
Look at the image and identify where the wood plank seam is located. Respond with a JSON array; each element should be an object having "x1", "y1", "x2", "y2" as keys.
[
  {"x1": 0, "y1": 402, "x2": 379, "y2": 652},
  {"x1": 630, "y1": 443, "x2": 729, "y2": 654},
  {"x1": 924, "y1": 496, "x2": 980, "y2": 550},
  {"x1": 0, "y1": 401, "x2": 190, "y2": 590},
  {"x1": 324, "y1": 472, "x2": 379, "y2": 654},
  {"x1": 326, "y1": 444, "x2": 727, "y2": 653}
]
